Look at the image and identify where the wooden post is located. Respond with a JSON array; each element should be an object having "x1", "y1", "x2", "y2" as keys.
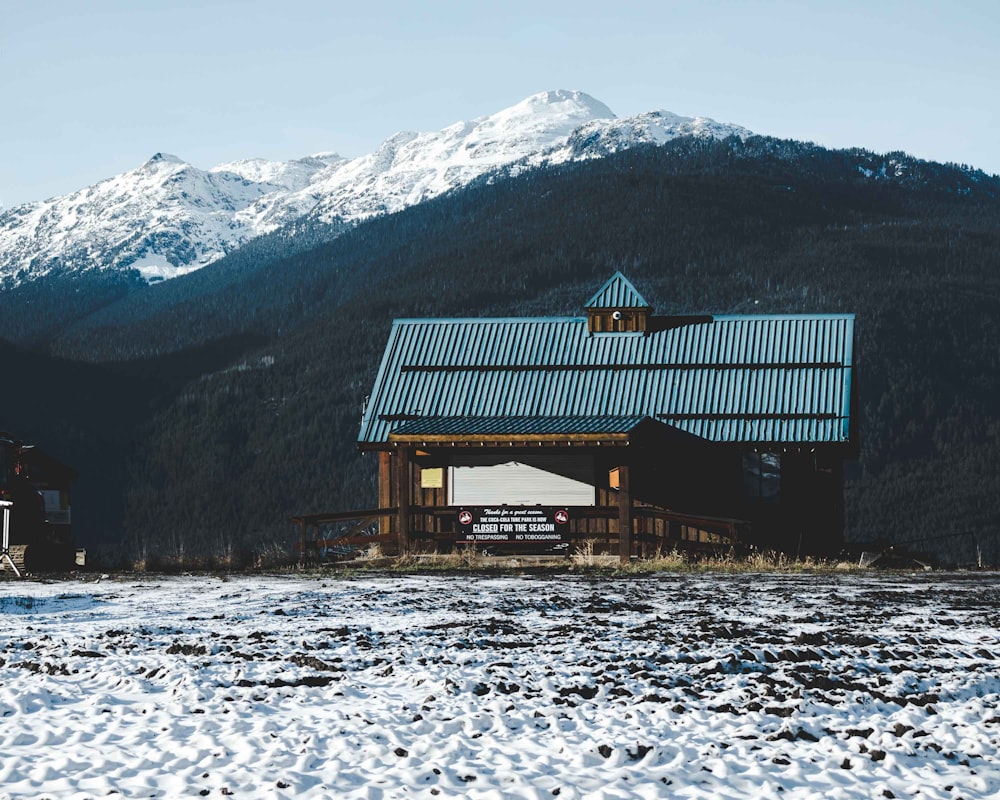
[
  {"x1": 298, "y1": 519, "x2": 307, "y2": 566},
  {"x1": 378, "y1": 451, "x2": 392, "y2": 537},
  {"x1": 617, "y1": 463, "x2": 632, "y2": 564},
  {"x1": 668, "y1": 519, "x2": 681, "y2": 546},
  {"x1": 394, "y1": 445, "x2": 411, "y2": 554}
]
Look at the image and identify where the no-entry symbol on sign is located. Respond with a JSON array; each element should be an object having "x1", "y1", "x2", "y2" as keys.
[{"x1": 458, "y1": 510, "x2": 473, "y2": 526}]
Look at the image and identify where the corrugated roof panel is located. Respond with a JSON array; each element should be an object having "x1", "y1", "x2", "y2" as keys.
[
  {"x1": 391, "y1": 414, "x2": 651, "y2": 437},
  {"x1": 358, "y1": 312, "x2": 855, "y2": 445},
  {"x1": 364, "y1": 366, "x2": 854, "y2": 444}
]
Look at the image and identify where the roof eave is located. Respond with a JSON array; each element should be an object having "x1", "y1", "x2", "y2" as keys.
[{"x1": 387, "y1": 432, "x2": 634, "y2": 446}]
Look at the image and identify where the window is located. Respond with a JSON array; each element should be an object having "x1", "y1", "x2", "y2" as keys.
[
  {"x1": 449, "y1": 455, "x2": 596, "y2": 507},
  {"x1": 743, "y1": 452, "x2": 781, "y2": 499}
]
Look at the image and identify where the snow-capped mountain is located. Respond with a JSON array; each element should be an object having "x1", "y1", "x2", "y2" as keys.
[
  {"x1": 0, "y1": 152, "x2": 346, "y2": 284},
  {"x1": 243, "y1": 91, "x2": 623, "y2": 230},
  {"x1": 0, "y1": 90, "x2": 751, "y2": 286},
  {"x1": 561, "y1": 110, "x2": 756, "y2": 160}
]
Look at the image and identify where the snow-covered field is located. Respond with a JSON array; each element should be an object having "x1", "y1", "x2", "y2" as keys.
[{"x1": 1, "y1": 572, "x2": 998, "y2": 799}]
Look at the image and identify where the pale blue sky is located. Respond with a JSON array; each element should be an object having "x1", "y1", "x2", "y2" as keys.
[{"x1": 2, "y1": 0, "x2": 997, "y2": 208}]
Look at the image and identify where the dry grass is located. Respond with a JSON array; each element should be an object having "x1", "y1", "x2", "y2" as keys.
[
  {"x1": 359, "y1": 542, "x2": 385, "y2": 561},
  {"x1": 396, "y1": 546, "x2": 482, "y2": 570},
  {"x1": 615, "y1": 547, "x2": 861, "y2": 575},
  {"x1": 113, "y1": 542, "x2": 866, "y2": 576},
  {"x1": 569, "y1": 539, "x2": 598, "y2": 567},
  {"x1": 369, "y1": 545, "x2": 866, "y2": 575}
]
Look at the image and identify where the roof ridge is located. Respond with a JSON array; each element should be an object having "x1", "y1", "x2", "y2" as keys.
[{"x1": 584, "y1": 271, "x2": 651, "y2": 309}]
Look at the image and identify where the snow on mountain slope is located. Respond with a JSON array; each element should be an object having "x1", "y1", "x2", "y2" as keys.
[
  {"x1": 0, "y1": 91, "x2": 751, "y2": 286},
  {"x1": 210, "y1": 153, "x2": 346, "y2": 191},
  {"x1": 245, "y1": 90, "x2": 625, "y2": 229},
  {"x1": 560, "y1": 110, "x2": 755, "y2": 160},
  {"x1": 0, "y1": 152, "x2": 332, "y2": 284}
]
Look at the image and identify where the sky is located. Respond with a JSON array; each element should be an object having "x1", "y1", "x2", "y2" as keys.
[{"x1": 1, "y1": 0, "x2": 998, "y2": 209}]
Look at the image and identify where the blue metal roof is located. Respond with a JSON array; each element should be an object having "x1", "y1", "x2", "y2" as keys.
[
  {"x1": 584, "y1": 272, "x2": 651, "y2": 309},
  {"x1": 390, "y1": 414, "x2": 650, "y2": 437},
  {"x1": 359, "y1": 313, "x2": 855, "y2": 446}
]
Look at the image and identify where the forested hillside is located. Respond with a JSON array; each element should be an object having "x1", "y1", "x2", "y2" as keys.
[{"x1": 2, "y1": 137, "x2": 998, "y2": 566}]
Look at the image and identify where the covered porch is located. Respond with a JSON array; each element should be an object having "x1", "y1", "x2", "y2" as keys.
[{"x1": 307, "y1": 414, "x2": 748, "y2": 563}]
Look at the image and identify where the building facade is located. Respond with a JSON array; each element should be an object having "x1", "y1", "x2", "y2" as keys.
[
  {"x1": 0, "y1": 432, "x2": 77, "y2": 571},
  {"x1": 356, "y1": 274, "x2": 857, "y2": 560}
]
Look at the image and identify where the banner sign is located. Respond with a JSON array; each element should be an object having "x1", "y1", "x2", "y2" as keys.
[{"x1": 456, "y1": 507, "x2": 571, "y2": 550}]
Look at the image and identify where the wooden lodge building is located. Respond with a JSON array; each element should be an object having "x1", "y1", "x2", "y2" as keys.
[
  {"x1": 1, "y1": 432, "x2": 77, "y2": 572},
  {"x1": 305, "y1": 273, "x2": 857, "y2": 561}
]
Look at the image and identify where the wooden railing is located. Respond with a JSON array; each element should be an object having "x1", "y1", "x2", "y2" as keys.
[
  {"x1": 293, "y1": 507, "x2": 398, "y2": 561},
  {"x1": 293, "y1": 504, "x2": 748, "y2": 562}
]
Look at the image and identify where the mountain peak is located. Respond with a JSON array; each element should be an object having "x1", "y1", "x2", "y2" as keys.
[
  {"x1": 485, "y1": 90, "x2": 615, "y2": 133},
  {"x1": 145, "y1": 152, "x2": 186, "y2": 166},
  {"x1": 307, "y1": 151, "x2": 345, "y2": 162},
  {"x1": 1, "y1": 91, "x2": 753, "y2": 288},
  {"x1": 525, "y1": 89, "x2": 615, "y2": 118}
]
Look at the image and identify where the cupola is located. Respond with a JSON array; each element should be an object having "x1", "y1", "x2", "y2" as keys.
[{"x1": 584, "y1": 272, "x2": 652, "y2": 333}]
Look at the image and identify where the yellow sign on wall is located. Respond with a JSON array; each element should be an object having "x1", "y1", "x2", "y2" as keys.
[{"x1": 421, "y1": 467, "x2": 444, "y2": 489}]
